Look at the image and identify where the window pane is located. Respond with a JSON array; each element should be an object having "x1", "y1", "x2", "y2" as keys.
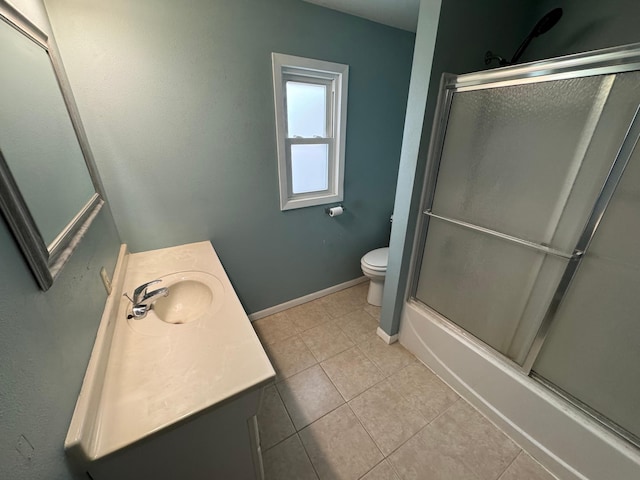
[
  {"x1": 291, "y1": 144, "x2": 328, "y2": 194},
  {"x1": 286, "y1": 81, "x2": 326, "y2": 138}
]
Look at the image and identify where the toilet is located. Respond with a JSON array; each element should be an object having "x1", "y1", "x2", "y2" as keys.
[{"x1": 360, "y1": 247, "x2": 389, "y2": 306}]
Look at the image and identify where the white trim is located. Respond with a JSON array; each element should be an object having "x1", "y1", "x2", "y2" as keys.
[
  {"x1": 248, "y1": 276, "x2": 367, "y2": 321},
  {"x1": 376, "y1": 327, "x2": 398, "y2": 344},
  {"x1": 399, "y1": 301, "x2": 640, "y2": 480},
  {"x1": 272, "y1": 52, "x2": 348, "y2": 211}
]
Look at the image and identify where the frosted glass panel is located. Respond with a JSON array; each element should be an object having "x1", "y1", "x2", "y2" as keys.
[
  {"x1": 533, "y1": 143, "x2": 640, "y2": 440},
  {"x1": 0, "y1": 19, "x2": 95, "y2": 246},
  {"x1": 291, "y1": 144, "x2": 328, "y2": 194},
  {"x1": 415, "y1": 218, "x2": 566, "y2": 359},
  {"x1": 286, "y1": 81, "x2": 326, "y2": 138},
  {"x1": 432, "y1": 76, "x2": 611, "y2": 251}
]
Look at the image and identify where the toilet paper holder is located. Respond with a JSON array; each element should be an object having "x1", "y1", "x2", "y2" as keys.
[{"x1": 326, "y1": 205, "x2": 346, "y2": 217}]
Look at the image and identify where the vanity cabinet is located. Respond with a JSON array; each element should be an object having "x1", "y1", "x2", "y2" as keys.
[
  {"x1": 88, "y1": 389, "x2": 264, "y2": 480},
  {"x1": 65, "y1": 242, "x2": 274, "y2": 480}
]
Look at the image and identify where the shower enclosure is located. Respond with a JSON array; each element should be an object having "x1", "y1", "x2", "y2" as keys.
[{"x1": 409, "y1": 44, "x2": 640, "y2": 448}]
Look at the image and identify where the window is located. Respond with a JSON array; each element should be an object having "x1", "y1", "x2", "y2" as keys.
[{"x1": 272, "y1": 53, "x2": 348, "y2": 210}]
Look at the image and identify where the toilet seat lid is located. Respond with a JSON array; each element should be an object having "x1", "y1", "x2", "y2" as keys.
[{"x1": 362, "y1": 247, "x2": 389, "y2": 269}]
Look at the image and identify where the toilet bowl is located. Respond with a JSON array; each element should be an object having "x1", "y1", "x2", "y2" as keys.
[{"x1": 360, "y1": 247, "x2": 389, "y2": 306}]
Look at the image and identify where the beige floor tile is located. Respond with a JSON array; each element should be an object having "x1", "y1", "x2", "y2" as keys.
[
  {"x1": 277, "y1": 365, "x2": 345, "y2": 430},
  {"x1": 299, "y1": 404, "x2": 383, "y2": 480},
  {"x1": 499, "y1": 452, "x2": 557, "y2": 480},
  {"x1": 258, "y1": 385, "x2": 295, "y2": 450},
  {"x1": 361, "y1": 460, "x2": 400, "y2": 480},
  {"x1": 286, "y1": 300, "x2": 332, "y2": 332},
  {"x1": 349, "y1": 379, "x2": 427, "y2": 456},
  {"x1": 336, "y1": 309, "x2": 379, "y2": 345},
  {"x1": 359, "y1": 337, "x2": 416, "y2": 376},
  {"x1": 388, "y1": 422, "x2": 478, "y2": 480},
  {"x1": 351, "y1": 280, "x2": 370, "y2": 298},
  {"x1": 321, "y1": 347, "x2": 385, "y2": 401},
  {"x1": 254, "y1": 312, "x2": 298, "y2": 345},
  {"x1": 265, "y1": 335, "x2": 317, "y2": 380},
  {"x1": 363, "y1": 304, "x2": 381, "y2": 321},
  {"x1": 301, "y1": 321, "x2": 354, "y2": 362},
  {"x1": 428, "y1": 400, "x2": 520, "y2": 479},
  {"x1": 319, "y1": 285, "x2": 367, "y2": 319},
  {"x1": 388, "y1": 362, "x2": 458, "y2": 422},
  {"x1": 263, "y1": 434, "x2": 318, "y2": 480}
]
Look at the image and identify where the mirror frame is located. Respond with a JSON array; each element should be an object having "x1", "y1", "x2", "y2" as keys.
[{"x1": 0, "y1": 1, "x2": 105, "y2": 290}]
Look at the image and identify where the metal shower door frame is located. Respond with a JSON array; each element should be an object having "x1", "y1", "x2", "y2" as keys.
[{"x1": 408, "y1": 42, "x2": 640, "y2": 374}]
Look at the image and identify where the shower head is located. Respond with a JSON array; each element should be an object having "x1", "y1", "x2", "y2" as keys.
[
  {"x1": 511, "y1": 8, "x2": 563, "y2": 64},
  {"x1": 531, "y1": 8, "x2": 563, "y2": 37},
  {"x1": 484, "y1": 7, "x2": 563, "y2": 67}
]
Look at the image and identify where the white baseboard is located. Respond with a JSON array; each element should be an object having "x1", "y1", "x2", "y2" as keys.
[
  {"x1": 376, "y1": 327, "x2": 398, "y2": 344},
  {"x1": 248, "y1": 276, "x2": 368, "y2": 321}
]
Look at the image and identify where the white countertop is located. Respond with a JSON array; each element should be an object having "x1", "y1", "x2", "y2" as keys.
[{"x1": 66, "y1": 241, "x2": 275, "y2": 462}]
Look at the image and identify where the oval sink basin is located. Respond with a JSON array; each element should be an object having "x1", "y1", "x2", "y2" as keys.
[
  {"x1": 128, "y1": 271, "x2": 225, "y2": 336},
  {"x1": 153, "y1": 278, "x2": 213, "y2": 324}
]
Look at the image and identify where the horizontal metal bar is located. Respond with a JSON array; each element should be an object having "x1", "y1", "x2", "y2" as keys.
[
  {"x1": 424, "y1": 210, "x2": 579, "y2": 260},
  {"x1": 448, "y1": 42, "x2": 640, "y2": 92}
]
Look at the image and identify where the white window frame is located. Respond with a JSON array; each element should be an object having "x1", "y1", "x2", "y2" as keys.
[{"x1": 272, "y1": 53, "x2": 348, "y2": 211}]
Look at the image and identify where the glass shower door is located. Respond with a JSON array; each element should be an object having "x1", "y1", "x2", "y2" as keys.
[
  {"x1": 532, "y1": 136, "x2": 640, "y2": 443},
  {"x1": 413, "y1": 70, "x2": 640, "y2": 366}
]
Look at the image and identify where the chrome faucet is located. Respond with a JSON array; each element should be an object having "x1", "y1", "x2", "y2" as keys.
[{"x1": 124, "y1": 279, "x2": 169, "y2": 320}]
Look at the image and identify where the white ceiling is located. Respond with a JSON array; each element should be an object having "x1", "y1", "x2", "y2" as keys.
[{"x1": 302, "y1": 0, "x2": 421, "y2": 32}]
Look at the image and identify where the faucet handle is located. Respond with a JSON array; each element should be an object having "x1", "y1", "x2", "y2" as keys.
[
  {"x1": 140, "y1": 287, "x2": 169, "y2": 304},
  {"x1": 133, "y1": 279, "x2": 162, "y2": 304}
]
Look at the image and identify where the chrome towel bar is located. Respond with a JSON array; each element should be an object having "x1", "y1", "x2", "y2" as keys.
[{"x1": 423, "y1": 210, "x2": 582, "y2": 260}]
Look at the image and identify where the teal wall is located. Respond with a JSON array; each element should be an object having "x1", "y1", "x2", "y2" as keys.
[
  {"x1": 0, "y1": 209, "x2": 120, "y2": 480},
  {"x1": 44, "y1": 0, "x2": 416, "y2": 314},
  {"x1": 0, "y1": 3, "x2": 122, "y2": 479}
]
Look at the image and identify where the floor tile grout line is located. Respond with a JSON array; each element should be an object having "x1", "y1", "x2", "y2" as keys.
[
  {"x1": 262, "y1": 430, "x2": 321, "y2": 480},
  {"x1": 376, "y1": 359, "x2": 444, "y2": 424},
  {"x1": 295, "y1": 432, "x2": 322, "y2": 480},
  {"x1": 274, "y1": 366, "x2": 347, "y2": 432},
  {"x1": 323, "y1": 345, "x2": 422, "y2": 408},
  {"x1": 346, "y1": 376, "x2": 434, "y2": 458},
  {"x1": 273, "y1": 356, "x2": 319, "y2": 385},
  {"x1": 345, "y1": 401, "x2": 387, "y2": 460},
  {"x1": 298, "y1": 325, "x2": 355, "y2": 364},
  {"x1": 259, "y1": 395, "x2": 347, "y2": 467},
  {"x1": 495, "y1": 449, "x2": 523, "y2": 480},
  {"x1": 269, "y1": 338, "x2": 319, "y2": 383},
  {"x1": 356, "y1": 458, "x2": 390, "y2": 480},
  {"x1": 293, "y1": 401, "x2": 346, "y2": 433},
  {"x1": 319, "y1": 348, "x2": 387, "y2": 403},
  {"x1": 260, "y1": 429, "x2": 297, "y2": 454},
  {"x1": 296, "y1": 402, "x2": 376, "y2": 480},
  {"x1": 387, "y1": 455, "x2": 403, "y2": 480},
  {"x1": 354, "y1": 343, "x2": 386, "y2": 376},
  {"x1": 354, "y1": 340, "x2": 416, "y2": 380},
  {"x1": 380, "y1": 397, "x2": 463, "y2": 462},
  {"x1": 272, "y1": 381, "x2": 299, "y2": 438},
  {"x1": 440, "y1": 380, "x2": 535, "y2": 475}
]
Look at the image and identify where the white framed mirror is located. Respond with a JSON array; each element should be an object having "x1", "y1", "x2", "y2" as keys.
[{"x1": 0, "y1": 1, "x2": 104, "y2": 290}]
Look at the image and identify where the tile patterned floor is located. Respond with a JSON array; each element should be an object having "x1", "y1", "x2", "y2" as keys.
[{"x1": 253, "y1": 282, "x2": 557, "y2": 480}]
